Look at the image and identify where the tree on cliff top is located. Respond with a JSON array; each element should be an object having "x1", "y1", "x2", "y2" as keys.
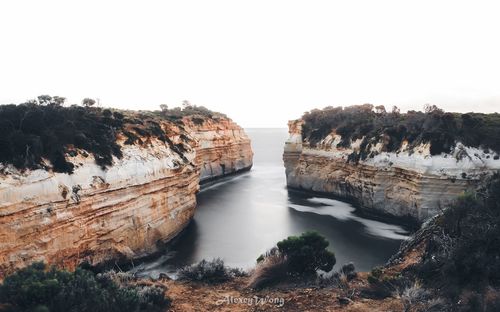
[
  {"x1": 0, "y1": 96, "x2": 225, "y2": 174},
  {"x1": 82, "y1": 98, "x2": 96, "y2": 107},
  {"x1": 300, "y1": 104, "x2": 500, "y2": 157}
]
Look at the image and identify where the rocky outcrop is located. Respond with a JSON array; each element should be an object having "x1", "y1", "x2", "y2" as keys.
[
  {"x1": 183, "y1": 117, "x2": 253, "y2": 182},
  {"x1": 0, "y1": 115, "x2": 252, "y2": 276},
  {"x1": 284, "y1": 120, "x2": 500, "y2": 222}
]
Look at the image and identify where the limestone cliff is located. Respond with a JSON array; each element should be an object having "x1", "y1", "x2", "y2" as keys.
[
  {"x1": 0, "y1": 113, "x2": 252, "y2": 276},
  {"x1": 284, "y1": 119, "x2": 500, "y2": 222},
  {"x1": 183, "y1": 117, "x2": 253, "y2": 182}
]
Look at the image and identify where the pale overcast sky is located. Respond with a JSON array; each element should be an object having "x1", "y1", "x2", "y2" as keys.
[{"x1": 0, "y1": 0, "x2": 499, "y2": 127}]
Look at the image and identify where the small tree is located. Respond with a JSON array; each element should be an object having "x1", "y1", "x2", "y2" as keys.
[
  {"x1": 276, "y1": 231, "x2": 336, "y2": 275},
  {"x1": 375, "y1": 105, "x2": 386, "y2": 114},
  {"x1": 52, "y1": 96, "x2": 66, "y2": 106},
  {"x1": 82, "y1": 98, "x2": 96, "y2": 107},
  {"x1": 34, "y1": 95, "x2": 66, "y2": 106},
  {"x1": 424, "y1": 104, "x2": 443, "y2": 114},
  {"x1": 159, "y1": 104, "x2": 169, "y2": 112},
  {"x1": 37, "y1": 95, "x2": 52, "y2": 105}
]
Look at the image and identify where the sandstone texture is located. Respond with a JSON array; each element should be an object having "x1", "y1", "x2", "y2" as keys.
[
  {"x1": 0, "y1": 116, "x2": 252, "y2": 276},
  {"x1": 184, "y1": 117, "x2": 253, "y2": 182},
  {"x1": 284, "y1": 120, "x2": 500, "y2": 222}
]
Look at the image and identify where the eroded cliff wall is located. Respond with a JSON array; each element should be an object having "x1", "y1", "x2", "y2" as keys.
[
  {"x1": 184, "y1": 117, "x2": 253, "y2": 182},
  {"x1": 284, "y1": 120, "x2": 500, "y2": 222},
  {"x1": 0, "y1": 116, "x2": 252, "y2": 276}
]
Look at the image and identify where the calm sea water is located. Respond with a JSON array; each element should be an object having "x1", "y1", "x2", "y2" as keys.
[{"x1": 133, "y1": 128, "x2": 408, "y2": 278}]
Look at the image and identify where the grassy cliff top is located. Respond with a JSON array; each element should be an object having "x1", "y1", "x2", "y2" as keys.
[
  {"x1": 300, "y1": 104, "x2": 500, "y2": 156},
  {"x1": 0, "y1": 97, "x2": 226, "y2": 174}
]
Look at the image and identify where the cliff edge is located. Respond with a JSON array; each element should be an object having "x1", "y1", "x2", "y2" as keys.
[
  {"x1": 284, "y1": 105, "x2": 500, "y2": 222},
  {"x1": 0, "y1": 103, "x2": 252, "y2": 276}
]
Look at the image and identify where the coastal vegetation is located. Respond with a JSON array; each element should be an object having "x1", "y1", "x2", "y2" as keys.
[
  {"x1": 301, "y1": 104, "x2": 500, "y2": 157},
  {"x1": 177, "y1": 258, "x2": 247, "y2": 284},
  {"x1": 249, "y1": 231, "x2": 336, "y2": 289},
  {"x1": 0, "y1": 96, "x2": 223, "y2": 174},
  {"x1": 156, "y1": 100, "x2": 227, "y2": 121},
  {"x1": 413, "y1": 173, "x2": 500, "y2": 309},
  {"x1": 175, "y1": 231, "x2": 337, "y2": 289},
  {"x1": 367, "y1": 174, "x2": 500, "y2": 311},
  {"x1": 0, "y1": 263, "x2": 170, "y2": 312}
]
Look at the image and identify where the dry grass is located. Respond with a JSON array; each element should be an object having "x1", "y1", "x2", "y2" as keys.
[
  {"x1": 247, "y1": 252, "x2": 288, "y2": 289},
  {"x1": 161, "y1": 276, "x2": 405, "y2": 312}
]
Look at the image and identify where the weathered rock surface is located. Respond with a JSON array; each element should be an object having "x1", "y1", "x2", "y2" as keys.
[
  {"x1": 0, "y1": 116, "x2": 252, "y2": 276},
  {"x1": 284, "y1": 120, "x2": 500, "y2": 222},
  {"x1": 184, "y1": 117, "x2": 253, "y2": 182}
]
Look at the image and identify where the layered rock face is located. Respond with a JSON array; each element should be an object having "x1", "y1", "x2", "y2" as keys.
[
  {"x1": 0, "y1": 116, "x2": 252, "y2": 276},
  {"x1": 284, "y1": 120, "x2": 500, "y2": 222},
  {"x1": 184, "y1": 117, "x2": 253, "y2": 182}
]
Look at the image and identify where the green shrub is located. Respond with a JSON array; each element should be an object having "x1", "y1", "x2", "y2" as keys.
[
  {"x1": 276, "y1": 231, "x2": 336, "y2": 275},
  {"x1": 249, "y1": 233, "x2": 336, "y2": 289},
  {"x1": 0, "y1": 263, "x2": 171, "y2": 312},
  {"x1": 177, "y1": 258, "x2": 246, "y2": 284}
]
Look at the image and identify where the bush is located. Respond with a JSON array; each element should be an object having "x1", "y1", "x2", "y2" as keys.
[
  {"x1": 249, "y1": 232, "x2": 336, "y2": 289},
  {"x1": 367, "y1": 266, "x2": 383, "y2": 284},
  {"x1": 339, "y1": 262, "x2": 357, "y2": 281},
  {"x1": 0, "y1": 263, "x2": 171, "y2": 312},
  {"x1": 412, "y1": 174, "x2": 500, "y2": 303},
  {"x1": 135, "y1": 286, "x2": 171, "y2": 312},
  {"x1": 276, "y1": 231, "x2": 336, "y2": 275},
  {"x1": 177, "y1": 258, "x2": 246, "y2": 284},
  {"x1": 155, "y1": 104, "x2": 226, "y2": 121}
]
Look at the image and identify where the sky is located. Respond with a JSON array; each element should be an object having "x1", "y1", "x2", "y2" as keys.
[{"x1": 0, "y1": 0, "x2": 499, "y2": 127}]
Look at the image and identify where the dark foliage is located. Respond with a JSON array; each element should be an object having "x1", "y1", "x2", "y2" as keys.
[
  {"x1": 154, "y1": 104, "x2": 227, "y2": 122},
  {"x1": 415, "y1": 174, "x2": 500, "y2": 297},
  {"x1": 276, "y1": 231, "x2": 336, "y2": 275},
  {"x1": 249, "y1": 233, "x2": 337, "y2": 289},
  {"x1": 177, "y1": 258, "x2": 246, "y2": 284},
  {"x1": 362, "y1": 266, "x2": 400, "y2": 299},
  {"x1": 301, "y1": 104, "x2": 500, "y2": 157},
  {"x1": 0, "y1": 102, "x2": 125, "y2": 173},
  {"x1": 0, "y1": 97, "x2": 203, "y2": 174},
  {"x1": 0, "y1": 263, "x2": 170, "y2": 312},
  {"x1": 339, "y1": 262, "x2": 357, "y2": 281}
]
